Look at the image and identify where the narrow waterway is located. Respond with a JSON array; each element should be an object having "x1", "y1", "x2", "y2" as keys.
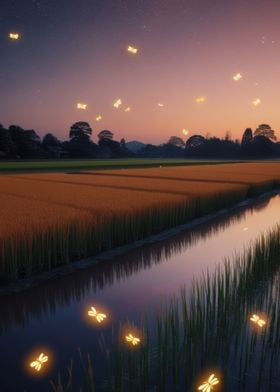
[{"x1": 0, "y1": 194, "x2": 279, "y2": 391}]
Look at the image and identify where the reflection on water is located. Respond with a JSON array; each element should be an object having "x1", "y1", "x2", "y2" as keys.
[
  {"x1": 0, "y1": 194, "x2": 279, "y2": 392},
  {"x1": 0, "y1": 195, "x2": 272, "y2": 333}
]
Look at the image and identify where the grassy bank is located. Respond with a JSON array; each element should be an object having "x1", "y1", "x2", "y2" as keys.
[
  {"x1": 51, "y1": 224, "x2": 280, "y2": 391},
  {"x1": 0, "y1": 158, "x2": 241, "y2": 173}
]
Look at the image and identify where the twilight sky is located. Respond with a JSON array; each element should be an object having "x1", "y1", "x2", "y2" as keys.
[{"x1": 1, "y1": 0, "x2": 280, "y2": 144}]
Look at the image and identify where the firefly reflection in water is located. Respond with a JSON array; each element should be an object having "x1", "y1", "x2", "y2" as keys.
[
  {"x1": 30, "y1": 353, "x2": 48, "y2": 372},
  {"x1": 198, "y1": 374, "x2": 220, "y2": 391},
  {"x1": 250, "y1": 314, "x2": 266, "y2": 328},
  {"x1": 88, "y1": 306, "x2": 107, "y2": 323},
  {"x1": 125, "y1": 334, "x2": 141, "y2": 346}
]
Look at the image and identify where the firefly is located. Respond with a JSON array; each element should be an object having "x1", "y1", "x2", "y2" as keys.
[
  {"x1": 30, "y1": 353, "x2": 48, "y2": 372},
  {"x1": 198, "y1": 374, "x2": 220, "y2": 392},
  {"x1": 88, "y1": 307, "x2": 107, "y2": 323},
  {"x1": 182, "y1": 129, "x2": 189, "y2": 136},
  {"x1": 9, "y1": 32, "x2": 20, "y2": 40},
  {"x1": 125, "y1": 333, "x2": 141, "y2": 346},
  {"x1": 243, "y1": 227, "x2": 249, "y2": 231},
  {"x1": 196, "y1": 97, "x2": 206, "y2": 103},
  {"x1": 253, "y1": 98, "x2": 261, "y2": 106},
  {"x1": 113, "y1": 98, "x2": 122, "y2": 108},
  {"x1": 233, "y1": 73, "x2": 242, "y2": 81},
  {"x1": 96, "y1": 115, "x2": 102, "y2": 121},
  {"x1": 157, "y1": 103, "x2": 164, "y2": 107},
  {"x1": 250, "y1": 314, "x2": 266, "y2": 328},
  {"x1": 124, "y1": 107, "x2": 131, "y2": 112},
  {"x1": 77, "y1": 102, "x2": 87, "y2": 110},
  {"x1": 127, "y1": 45, "x2": 138, "y2": 54}
]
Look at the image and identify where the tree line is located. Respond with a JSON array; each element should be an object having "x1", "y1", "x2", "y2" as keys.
[{"x1": 0, "y1": 122, "x2": 279, "y2": 160}]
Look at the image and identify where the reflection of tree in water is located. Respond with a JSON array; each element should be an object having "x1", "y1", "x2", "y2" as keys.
[{"x1": 0, "y1": 196, "x2": 272, "y2": 333}]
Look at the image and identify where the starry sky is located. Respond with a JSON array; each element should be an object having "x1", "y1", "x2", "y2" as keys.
[{"x1": 1, "y1": 0, "x2": 280, "y2": 144}]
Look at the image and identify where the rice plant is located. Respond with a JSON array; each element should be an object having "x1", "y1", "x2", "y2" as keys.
[{"x1": 51, "y1": 224, "x2": 280, "y2": 391}]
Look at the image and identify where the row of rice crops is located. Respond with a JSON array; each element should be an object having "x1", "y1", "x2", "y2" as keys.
[
  {"x1": 51, "y1": 224, "x2": 280, "y2": 391},
  {"x1": 0, "y1": 163, "x2": 280, "y2": 283}
]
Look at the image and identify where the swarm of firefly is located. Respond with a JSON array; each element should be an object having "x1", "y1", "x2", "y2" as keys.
[
  {"x1": 77, "y1": 102, "x2": 87, "y2": 110},
  {"x1": 88, "y1": 306, "x2": 107, "y2": 323},
  {"x1": 125, "y1": 333, "x2": 141, "y2": 346},
  {"x1": 250, "y1": 314, "x2": 266, "y2": 328},
  {"x1": 253, "y1": 98, "x2": 261, "y2": 106},
  {"x1": 30, "y1": 353, "x2": 48, "y2": 372},
  {"x1": 9, "y1": 32, "x2": 20, "y2": 40},
  {"x1": 233, "y1": 73, "x2": 242, "y2": 81},
  {"x1": 113, "y1": 98, "x2": 122, "y2": 108},
  {"x1": 198, "y1": 374, "x2": 220, "y2": 392},
  {"x1": 127, "y1": 45, "x2": 138, "y2": 54},
  {"x1": 196, "y1": 97, "x2": 206, "y2": 104}
]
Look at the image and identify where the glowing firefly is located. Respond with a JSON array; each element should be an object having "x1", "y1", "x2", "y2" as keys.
[
  {"x1": 30, "y1": 353, "x2": 48, "y2": 372},
  {"x1": 127, "y1": 45, "x2": 138, "y2": 54},
  {"x1": 198, "y1": 374, "x2": 220, "y2": 392},
  {"x1": 157, "y1": 103, "x2": 164, "y2": 107},
  {"x1": 9, "y1": 32, "x2": 20, "y2": 40},
  {"x1": 233, "y1": 73, "x2": 242, "y2": 81},
  {"x1": 250, "y1": 314, "x2": 266, "y2": 328},
  {"x1": 243, "y1": 227, "x2": 249, "y2": 231},
  {"x1": 77, "y1": 102, "x2": 87, "y2": 110},
  {"x1": 182, "y1": 129, "x2": 189, "y2": 136},
  {"x1": 253, "y1": 98, "x2": 261, "y2": 106},
  {"x1": 196, "y1": 97, "x2": 206, "y2": 104},
  {"x1": 96, "y1": 115, "x2": 102, "y2": 121},
  {"x1": 113, "y1": 98, "x2": 122, "y2": 108},
  {"x1": 88, "y1": 307, "x2": 107, "y2": 323},
  {"x1": 125, "y1": 333, "x2": 141, "y2": 346},
  {"x1": 124, "y1": 107, "x2": 131, "y2": 112}
]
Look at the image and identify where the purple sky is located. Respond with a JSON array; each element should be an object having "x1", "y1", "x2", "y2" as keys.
[{"x1": 1, "y1": 0, "x2": 279, "y2": 143}]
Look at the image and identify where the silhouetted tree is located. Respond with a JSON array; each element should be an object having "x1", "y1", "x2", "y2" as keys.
[
  {"x1": 241, "y1": 128, "x2": 253, "y2": 146},
  {"x1": 9, "y1": 125, "x2": 45, "y2": 158},
  {"x1": 185, "y1": 135, "x2": 205, "y2": 149},
  {"x1": 167, "y1": 136, "x2": 185, "y2": 149},
  {"x1": 42, "y1": 133, "x2": 64, "y2": 158},
  {"x1": 98, "y1": 130, "x2": 114, "y2": 141},
  {"x1": 69, "y1": 122, "x2": 92, "y2": 142},
  {"x1": 0, "y1": 124, "x2": 16, "y2": 158},
  {"x1": 254, "y1": 124, "x2": 277, "y2": 141},
  {"x1": 68, "y1": 122, "x2": 96, "y2": 158}
]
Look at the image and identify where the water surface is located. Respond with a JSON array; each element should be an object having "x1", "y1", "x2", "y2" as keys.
[{"x1": 0, "y1": 194, "x2": 280, "y2": 391}]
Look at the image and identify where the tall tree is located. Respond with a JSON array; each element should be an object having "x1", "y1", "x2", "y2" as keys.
[
  {"x1": 185, "y1": 135, "x2": 205, "y2": 149},
  {"x1": 69, "y1": 122, "x2": 92, "y2": 142},
  {"x1": 241, "y1": 128, "x2": 253, "y2": 146},
  {"x1": 254, "y1": 124, "x2": 277, "y2": 141},
  {"x1": 98, "y1": 130, "x2": 114, "y2": 141},
  {"x1": 167, "y1": 136, "x2": 185, "y2": 148}
]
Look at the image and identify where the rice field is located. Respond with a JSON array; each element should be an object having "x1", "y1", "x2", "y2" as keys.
[{"x1": 0, "y1": 162, "x2": 280, "y2": 283}]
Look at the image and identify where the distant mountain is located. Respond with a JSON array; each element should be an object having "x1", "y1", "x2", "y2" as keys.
[{"x1": 126, "y1": 140, "x2": 146, "y2": 152}]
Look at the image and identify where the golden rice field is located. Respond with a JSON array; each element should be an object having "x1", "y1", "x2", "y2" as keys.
[{"x1": 0, "y1": 162, "x2": 280, "y2": 283}]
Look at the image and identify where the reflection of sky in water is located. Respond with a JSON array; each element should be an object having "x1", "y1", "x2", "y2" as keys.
[{"x1": 0, "y1": 194, "x2": 279, "y2": 391}]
